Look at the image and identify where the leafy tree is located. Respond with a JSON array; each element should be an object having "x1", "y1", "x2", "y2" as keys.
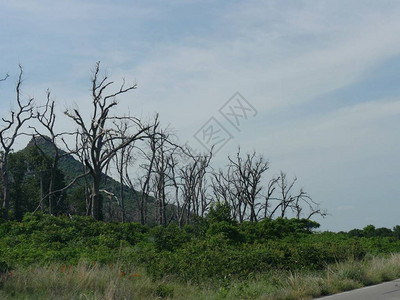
[
  {"x1": 8, "y1": 151, "x2": 27, "y2": 220},
  {"x1": 7, "y1": 146, "x2": 66, "y2": 219}
]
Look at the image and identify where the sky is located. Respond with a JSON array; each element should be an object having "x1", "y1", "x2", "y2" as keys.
[{"x1": 0, "y1": 1, "x2": 399, "y2": 231}]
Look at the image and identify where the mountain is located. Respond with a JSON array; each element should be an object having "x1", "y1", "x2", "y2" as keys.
[{"x1": 23, "y1": 136, "x2": 160, "y2": 223}]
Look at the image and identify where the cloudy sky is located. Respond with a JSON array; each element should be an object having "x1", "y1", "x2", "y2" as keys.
[{"x1": 0, "y1": 1, "x2": 399, "y2": 231}]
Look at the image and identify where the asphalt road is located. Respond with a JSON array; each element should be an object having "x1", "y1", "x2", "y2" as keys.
[{"x1": 315, "y1": 279, "x2": 400, "y2": 300}]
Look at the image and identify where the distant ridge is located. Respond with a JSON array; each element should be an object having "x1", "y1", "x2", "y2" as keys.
[{"x1": 22, "y1": 136, "x2": 146, "y2": 222}]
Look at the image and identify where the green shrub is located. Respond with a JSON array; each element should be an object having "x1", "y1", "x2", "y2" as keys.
[
  {"x1": 154, "y1": 284, "x2": 174, "y2": 298},
  {"x1": 151, "y1": 223, "x2": 190, "y2": 251},
  {"x1": 207, "y1": 221, "x2": 245, "y2": 244},
  {"x1": 207, "y1": 202, "x2": 235, "y2": 225}
]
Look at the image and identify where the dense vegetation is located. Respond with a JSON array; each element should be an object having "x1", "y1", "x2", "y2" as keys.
[{"x1": 1, "y1": 205, "x2": 400, "y2": 287}]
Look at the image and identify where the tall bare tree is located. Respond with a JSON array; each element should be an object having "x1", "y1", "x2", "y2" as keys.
[
  {"x1": 31, "y1": 90, "x2": 77, "y2": 214},
  {"x1": 111, "y1": 120, "x2": 130, "y2": 222},
  {"x1": 65, "y1": 62, "x2": 151, "y2": 220},
  {"x1": 151, "y1": 131, "x2": 169, "y2": 226},
  {"x1": 111, "y1": 116, "x2": 159, "y2": 223},
  {"x1": 179, "y1": 150, "x2": 212, "y2": 224},
  {"x1": 0, "y1": 66, "x2": 34, "y2": 220}
]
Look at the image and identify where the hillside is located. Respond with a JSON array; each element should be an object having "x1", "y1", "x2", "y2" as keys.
[{"x1": 23, "y1": 136, "x2": 159, "y2": 223}]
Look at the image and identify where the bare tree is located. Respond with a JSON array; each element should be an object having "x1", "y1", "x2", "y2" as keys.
[
  {"x1": 212, "y1": 168, "x2": 237, "y2": 218},
  {"x1": 151, "y1": 130, "x2": 170, "y2": 226},
  {"x1": 111, "y1": 120, "x2": 130, "y2": 222},
  {"x1": 0, "y1": 66, "x2": 34, "y2": 220},
  {"x1": 129, "y1": 116, "x2": 161, "y2": 224},
  {"x1": 262, "y1": 176, "x2": 280, "y2": 219},
  {"x1": 268, "y1": 171, "x2": 327, "y2": 219},
  {"x1": 212, "y1": 148, "x2": 268, "y2": 222},
  {"x1": 65, "y1": 62, "x2": 151, "y2": 220},
  {"x1": 268, "y1": 172, "x2": 295, "y2": 218},
  {"x1": 111, "y1": 116, "x2": 159, "y2": 223},
  {"x1": 30, "y1": 90, "x2": 79, "y2": 214},
  {"x1": 179, "y1": 149, "x2": 212, "y2": 224},
  {"x1": 167, "y1": 148, "x2": 183, "y2": 226},
  {"x1": 230, "y1": 149, "x2": 269, "y2": 222}
]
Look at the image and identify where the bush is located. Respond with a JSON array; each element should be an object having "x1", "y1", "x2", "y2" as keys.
[
  {"x1": 207, "y1": 202, "x2": 235, "y2": 225},
  {"x1": 207, "y1": 221, "x2": 245, "y2": 244},
  {"x1": 151, "y1": 223, "x2": 190, "y2": 251}
]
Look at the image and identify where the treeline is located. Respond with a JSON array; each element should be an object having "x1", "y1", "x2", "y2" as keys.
[
  {"x1": 346, "y1": 224, "x2": 400, "y2": 239},
  {"x1": 0, "y1": 63, "x2": 326, "y2": 225}
]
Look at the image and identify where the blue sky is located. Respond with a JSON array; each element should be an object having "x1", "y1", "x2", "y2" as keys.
[{"x1": 1, "y1": 1, "x2": 400, "y2": 231}]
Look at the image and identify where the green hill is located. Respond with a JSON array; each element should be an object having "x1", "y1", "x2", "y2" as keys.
[{"x1": 23, "y1": 136, "x2": 160, "y2": 223}]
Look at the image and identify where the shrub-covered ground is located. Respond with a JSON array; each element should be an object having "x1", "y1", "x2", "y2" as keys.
[{"x1": 1, "y1": 209, "x2": 400, "y2": 299}]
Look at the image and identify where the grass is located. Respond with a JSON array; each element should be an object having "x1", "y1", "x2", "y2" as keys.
[{"x1": 1, "y1": 254, "x2": 400, "y2": 299}]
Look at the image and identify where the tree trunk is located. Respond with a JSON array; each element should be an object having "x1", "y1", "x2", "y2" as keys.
[{"x1": 91, "y1": 175, "x2": 103, "y2": 220}]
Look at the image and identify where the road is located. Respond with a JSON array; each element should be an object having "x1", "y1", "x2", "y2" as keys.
[{"x1": 315, "y1": 279, "x2": 400, "y2": 299}]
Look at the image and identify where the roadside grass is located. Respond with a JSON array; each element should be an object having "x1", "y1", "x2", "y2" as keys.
[{"x1": 1, "y1": 253, "x2": 400, "y2": 299}]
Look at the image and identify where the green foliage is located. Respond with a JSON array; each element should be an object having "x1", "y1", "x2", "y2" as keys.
[
  {"x1": 0, "y1": 213, "x2": 400, "y2": 287},
  {"x1": 0, "y1": 213, "x2": 148, "y2": 266},
  {"x1": 393, "y1": 225, "x2": 400, "y2": 240},
  {"x1": 7, "y1": 147, "x2": 67, "y2": 219},
  {"x1": 206, "y1": 202, "x2": 235, "y2": 225},
  {"x1": 347, "y1": 225, "x2": 397, "y2": 239},
  {"x1": 154, "y1": 284, "x2": 174, "y2": 298},
  {"x1": 151, "y1": 223, "x2": 190, "y2": 251},
  {"x1": 239, "y1": 218, "x2": 320, "y2": 243},
  {"x1": 183, "y1": 216, "x2": 209, "y2": 238},
  {"x1": 66, "y1": 186, "x2": 87, "y2": 215},
  {"x1": 207, "y1": 221, "x2": 245, "y2": 244}
]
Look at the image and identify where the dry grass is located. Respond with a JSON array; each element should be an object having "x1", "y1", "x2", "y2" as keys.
[
  {"x1": 0, "y1": 262, "x2": 200, "y2": 299},
  {"x1": 1, "y1": 254, "x2": 400, "y2": 299}
]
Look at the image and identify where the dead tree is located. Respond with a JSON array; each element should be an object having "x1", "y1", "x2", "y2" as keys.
[
  {"x1": 179, "y1": 150, "x2": 212, "y2": 224},
  {"x1": 134, "y1": 119, "x2": 180, "y2": 226},
  {"x1": 111, "y1": 116, "x2": 160, "y2": 223},
  {"x1": 127, "y1": 144, "x2": 150, "y2": 224},
  {"x1": 230, "y1": 149, "x2": 269, "y2": 222},
  {"x1": 65, "y1": 62, "x2": 151, "y2": 220},
  {"x1": 66, "y1": 133, "x2": 92, "y2": 216},
  {"x1": 167, "y1": 149, "x2": 182, "y2": 227},
  {"x1": 31, "y1": 90, "x2": 77, "y2": 214},
  {"x1": 111, "y1": 120, "x2": 130, "y2": 222},
  {"x1": 151, "y1": 131, "x2": 170, "y2": 226},
  {"x1": 129, "y1": 116, "x2": 161, "y2": 224},
  {"x1": 268, "y1": 172, "x2": 297, "y2": 218},
  {"x1": 212, "y1": 148, "x2": 268, "y2": 222},
  {"x1": 268, "y1": 171, "x2": 327, "y2": 219},
  {"x1": 0, "y1": 66, "x2": 34, "y2": 220},
  {"x1": 262, "y1": 176, "x2": 280, "y2": 219},
  {"x1": 212, "y1": 168, "x2": 237, "y2": 218}
]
